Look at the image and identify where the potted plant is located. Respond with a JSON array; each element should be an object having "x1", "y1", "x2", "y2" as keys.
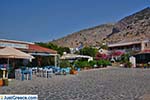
[
  {"x1": 144, "y1": 64, "x2": 148, "y2": 68},
  {"x1": 70, "y1": 69, "x2": 77, "y2": 74},
  {"x1": 0, "y1": 70, "x2": 3, "y2": 86},
  {"x1": 70, "y1": 66, "x2": 77, "y2": 74},
  {"x1": 3, "y1": 78, "x2": 9, "y2": 86},
  {"x1": 0, "y1": 78, "x2": 3, "y2": 86}
]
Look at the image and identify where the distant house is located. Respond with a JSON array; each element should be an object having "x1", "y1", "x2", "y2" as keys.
[{"x1": 108, "y1": 40, "x2": 150, "y2": 66}]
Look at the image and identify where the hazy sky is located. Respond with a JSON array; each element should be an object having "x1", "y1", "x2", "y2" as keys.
[{"x1": 0, "y1": 0, "x2": 149, "y2": 42}]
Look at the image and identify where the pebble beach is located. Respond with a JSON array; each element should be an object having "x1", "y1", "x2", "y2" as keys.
[{"x1": 1, "y1": 68, "x2": 150, "y2": 100}]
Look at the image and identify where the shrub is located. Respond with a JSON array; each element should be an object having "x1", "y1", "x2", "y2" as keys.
[
  {"x1": 97, "y1": 59, "x2": 111, "y2": 67},
  {"x1": 74, "y1": 60, "x2": 91, "y2": 69},
  {"x1": 74, "y1": 60, "x2": 111, "y2": 69},
  {"x1": 81, "y1": 61, "x2": 91, "y2": 68},
  {"x1": 60, "y1": 60, "x2": 71, "y2": 68},
  {"x1": 103, "y1": 60, "x2": 111, "y2": 67},
  {"x1": 89, "y1": 60, "x2": 97, "y2": 67},
  {"x1": 97, "y1": 60, "x2": 103, "y2": 67}
]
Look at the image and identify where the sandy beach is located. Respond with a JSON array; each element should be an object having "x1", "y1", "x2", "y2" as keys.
[{"x1": 1, "y1": 68, "x2": 150, "y2": 100}]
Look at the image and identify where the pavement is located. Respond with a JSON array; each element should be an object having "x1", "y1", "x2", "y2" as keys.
[{"x1": 1, "y1": 68, "x2": 150, "y2": 100}]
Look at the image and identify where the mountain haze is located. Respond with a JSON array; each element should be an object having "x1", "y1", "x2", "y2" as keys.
[{"x1": 51, "y1": 7, "x2": 150, "y2": 48}]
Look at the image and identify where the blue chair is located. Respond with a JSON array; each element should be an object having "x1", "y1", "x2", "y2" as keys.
[
  {"x1": 60, "y1": 67, "x2": 71, "y2": 75},
  {"x1": 43, "y1": 68, "x2": 53, "y2": 78},
  {"x1": 77, "y1": 68, "x2": 81, "y2": 71},
  {"x1": 54, "y1": 67, "x2": 61, "y2": 75}
]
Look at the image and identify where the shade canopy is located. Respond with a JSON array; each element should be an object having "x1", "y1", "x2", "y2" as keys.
[
  {"x1": 60, "y1": 53, "x2": 92, "y2": 60},
  {"x1": 0, "y1": 47, "x2": 34, "y2": 59}
]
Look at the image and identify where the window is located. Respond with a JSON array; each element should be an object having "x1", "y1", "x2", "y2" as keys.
[{"x1": 145, "y1": 43, "x2": 148, "y2": 47}]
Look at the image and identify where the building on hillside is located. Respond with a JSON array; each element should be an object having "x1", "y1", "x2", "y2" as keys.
[
  {"x1": 0, "y1": 39, "x2": 59, "y2": 67},
  {"x1": 108, "y1": 40, "x2": 150, "y2": 52},
  {"x1": 108, "y1": 40, "x2": 150, "y2": 66}
]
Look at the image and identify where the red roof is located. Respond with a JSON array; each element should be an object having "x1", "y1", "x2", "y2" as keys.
[{"x1": 29, "y1": 44, "x2": 57, "y2": 54}]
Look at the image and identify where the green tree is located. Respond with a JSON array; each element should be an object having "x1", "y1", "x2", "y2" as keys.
[
  {"x1": 47, "y1": 43, "x2": 59, "y2": 50},
  {"x1": 79, "y1": 47, "x2": 98, "y2": 57},
  {"x1": 36, "y1": 42, "x2": 58, "y2": 50},
  {"x1": 35, "y1": 42, "x2": 49, "y2": 48},
  {"x1": 58, "y1": 47, "x2": 70, "y2": 55}
]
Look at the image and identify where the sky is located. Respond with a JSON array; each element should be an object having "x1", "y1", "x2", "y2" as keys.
[{"x1": 0, "y1": 0, "x2": 149, "y2": 42}]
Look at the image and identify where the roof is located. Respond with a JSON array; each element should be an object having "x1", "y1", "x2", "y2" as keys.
[
  {"x1": 0, "y1": 47, "x2": 34, "y2": 59},
  {"x1": 0, "y1": 39, "x2": 34, "y2": 44},
  {"x1": 29, "y1": 52, "x2": 58, "y2": 56},
  {"x1": 60, "y1": 53, "x2": 92, "y2": 59},
  {"x1": 29, "y1": 44, "x2": 57, "y2": 54},
  {"x1": 108, "y1": 40, "x2": 149, "y2": 47},
  {"x1": 108, "y1": 41, "x2": 141, "y2": 47}
]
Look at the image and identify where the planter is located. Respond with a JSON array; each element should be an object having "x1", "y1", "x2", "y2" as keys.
[
  {"x1": 70, "y1": 70, "x2": 77, "y2": 74},
  {"x1": 3, "y1": 78, "x2": 9, "y2": 86},
  {"x1": 0, "y1": 79, "x2": 3, "y2": 86}
]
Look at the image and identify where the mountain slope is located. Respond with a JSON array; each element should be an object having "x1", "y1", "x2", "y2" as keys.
[
  {"x1": 51, "y1": 7, "x2": 150, "y2": 47},
  {"x1": 106, "y1": 7, "x2": 150, "y2": 44},
  {"x1": 51, "y1": 24, "x2": 114, "y2": 48}
]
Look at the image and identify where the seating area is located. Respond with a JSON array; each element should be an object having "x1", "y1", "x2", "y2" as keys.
[
  {"x1": 14, "y1": 66, "x2": 79, "y2": 81},
  {"x1": 15, "y1": 68, "x2": 32, "y2": 81}
]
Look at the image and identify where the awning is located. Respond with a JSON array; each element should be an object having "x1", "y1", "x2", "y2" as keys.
[
  {"x1": 60, "y1": 54, "x2": 92, "y2": 60},
  {"x1": 29, "y1": 52, "x2": 58, "y2": 56},
  {"x1": 0, "y1": 47, "x2": 34, "y2": 59}
]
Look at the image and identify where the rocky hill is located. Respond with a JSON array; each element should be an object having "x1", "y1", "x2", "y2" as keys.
[
  {"x1": 51, "y1": 24, "x2": 114, "y2": 48},
  {"x1": 51, "y1": 7, "x2": 150, "y2": 48},
  {"x1": 106, "y1": 7, "x2": 150, "y2": 44}
]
